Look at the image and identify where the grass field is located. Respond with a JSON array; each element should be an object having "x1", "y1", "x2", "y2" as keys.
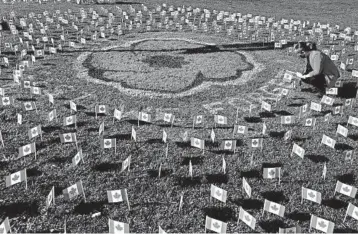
[{"x1": 0, "y1": 0, "x2": 358, "y2": 233}]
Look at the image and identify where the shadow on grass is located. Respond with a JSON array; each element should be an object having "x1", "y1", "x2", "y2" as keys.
[
  {"x1": 322, "y1": 198, "x2": 347, "y2": 209},
  {"x1": 240, "y1": 169, "x2": 261, "y2": 178},
  {"x1": 203, "y1": 206, "x2": 236, "y2": 222},
  {"x1": 74, "y1": 200, "x2": 106, "y2": 215},
  {"x1": 244, "y1": 117, "x2": 262, "y2": 123},
  {"x1": 92, "y1": 162, "x2": 122, "y2": 172},
  {"x1": 335, "y1": 173, "x2": 355, "y2": 184},
  {"x1": 286, "y1": 211, "x2": 311, "y2": 221},
  {"x1": 261, "y1": 191, "x2": 287, "y2": 203},
  {"x1": 259, "y1": 219, "x2": 285, "y2": 233},
  {"x1": 126, "y1": 119, "x2": 152, "y2": 126},
  {"x1": 175, "y1": 176, "x2": 202, "y2": 187},
  {"x1": 108, "y1": 133, "x2": 131, "y2": 141},
  {"x1": 27, "y1": 167, "x2": 43, "y2": 177},
  {"x1": 42, "y1": 125, "x2": 62, "y2": 133},
  {"x1": 334, "y1": 227, "x2": 358, "y2": 233},
  {"x1": 306, "y1": 154, "x2": 329, "y2": 163},
  {"x1": 262, "y1": 162, "x2": 283, "y2": 168},
  {"x1": 231, "y1": 198, "x2": 263, "y2": 210},
  {"x1": 0, "y1": 202, "x2": 40, "y2": 218},
  {"x1": 259, "y1": 111, "x2": 276, "y2": 118},
  {"x1": 273, "y1": 110, "x2": 293, "y2": 116},
  {"x1": 205, "y1": 174, "x2": 229, "y2": 184},
  {"x1": 269, "y1": 131, "x2": 285, "y2": 138},
  {"x1": 175, "y1": 141, "x2": 191, "y2": 148},
  {"x1": 348, "y1": 134, "x2": 358, "y2": 141},
  {"x1": 146, "y1": 138, "x2": 163, "y2": 144},
  {"x1": 181, "y1": 156, "x2": 204, "y2": 165},
  {"x1": 335, "y1": 143, "x2": 354, "y2": 151}
]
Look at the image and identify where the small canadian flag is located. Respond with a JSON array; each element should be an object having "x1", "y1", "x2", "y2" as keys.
[
  {"x1": 335, "y1": 181, "x2": 357, "y2": 198},
  {"x1": 336, "y1": 124, "x2": 348, "y2": 137},
  {"x1": 205, "y1": 216, "x2": 227, "y2": 234},
  {"x1": 310, "y1": 101, "x2": 322, "y2": 112},
  {"x1": 242, "y1": 177, "x2": 251, "y2": 198},
  {"x1": 108, "y1": 219, "x2": 129, "y2": 234},
  {"x1": 320, "y1": 95, "x2": 334, "y2": 106},
  {"x1": 190, "y1": 137, "x2": 205, "y2": 150},
  {"x1": 19, "y1": 143, "x2": 36, "y2": 157},
  {"x1": 310, "y1": 215, "x2": 334, "y2": 233},
  {"x1": 302, "y1": 187, "x2": 321, "y2": 204},
  {"x1": 348, "y1": 116, "x2": 358, "y2": 127},
  {"x1": 261, "y1": 100, "x2": 272, "y2": 112},
  {"x1": 121, "y1": 155, "x2": 131, "y2": 172},
  {"x1": 30, "y1": 86, "x2": 41, "y2": 95},
  {"x1": 321, "y1": 134, "x2": 336, "y2": 149},
  {"x1": 346, "y1": 203, "x2": 358, "y2": 221},
  {"x1": 131, "y1": 127, "x2": 136, "y2": 141},
  {"x1": 63, "y1": 115, "x2": 76, "y2": 126},
  {"x1": 291, "y1": 143, "x2": 305, "y2": 158},
  {"x1": 95, "y1": 105, "x2": 107, "y2": 114},
  {"x1": 69, "y1": 101, "x2": 77, "y2": 112},
  {"x1": 5, "y1": 169, "x2": 27, "y2": 187},
  {"x1": 214, "y1": 115, "x2": 227, "y2": 125},
  {"x1": 138, "y1": 111, "x2": 151, "y2": 122},
  {"x1": 238, "y1": 207, "x2": 256, "y2": 230},
  {"x1": 234, "y1": 125, "x2": 248, "y2": 135},
  {"x1": 281, "y1": 115, "x2": 294, "y2": 124},
  {"x1": 263, "y1": 199, "x2": 285, "y2": 217},
  {"x1": 107, "y1": 189, "x2": 128, "y2": 203},
  {"x1": 210, "y1": 184, "x2": 227, "y2": 203}
]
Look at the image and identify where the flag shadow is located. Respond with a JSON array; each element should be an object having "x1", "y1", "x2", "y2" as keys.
[
  {"x1": 145, "y1": 138, "x2": 163, "y2": 144},
  {"x1": 334, "y1": 227, "x2": 358, "y2": 233},
  {"x1": 108, "y1": 133, "x2": 131, "y2": 141},
  {"x1": 74, "y1": 200, "x2": 107, "y2": 215},
  {"x1": 205, "y1": 174, "x2": 229, "y2": 184},
  {"x1": 335, "y1": 173, "x2": 355, "y2": 184},
  {"x1": 259, "y1": 111, "x2": 276, "y2": 118},
  {"x1": 259, "y1": 219, "x2": 285, "y2": 233},
  {"x1": 322, "y1": 198, "x2": 347, "y2": 209},
  {"x1": 147, "y1": 169, "x2": 172, "y2": 178},
  {"x1": 42, "y1": 125, "x2": 62, "y2": 133},
  {"x1": 269, "y1": 131, "x2": 286, "y2": 138},
  {"x1": 348, "y1": 134, "x2": 358, "y2": 141},
  {"x1": 244, "y1": 117, "x2": 262, "y2": 123},
  {"x1": 286, "y1": 211, "x2": 311, "y2": 221},
  {"x1": 26, "y1": 167, "x2": 43, "y2": 177},
  {"x1": 16, "y1": 97, "x2": 37, "y2": 102},
  {"x1": 306, "y1": 154, "x2": 329, "y2": 163},
  {"x1": 287, "y1": 103, "x2": 304, "y2": 107},
  {"x1": 272, "y1": 110, "x2": 293, "y2": 116},
  {"x1": 175, "y1": 141, "x2": 191, "y2": 148},
  {"x1": 202, "y1": 206, "x2": 236, "y2": 222},
  {"x1": 335, "y1": 143, "x2": 354, "y2": 151},
  {"x1": 181, "y1": 156, "x2": 204, "y2": 166},
  {"x1": 0, "y1": 202, "x2": 40, "y2": 218},
  {"x1": 261, "y1": 191, "x2": 287, "y2": 203},
  {"x1": 231, "y1": 198, "x2": 263, "y2": 210},
  {"x1": 126, "y1": 119, "x2": 152, "y2": 126},
  {"x1": 337, "y1": 82, "x2": 358, "y2": 99},
  {"x1": 175, "y1": 176, "x2": 202, "y2": 187},
  {"x1": 240, "y1": 169, "x2": 261, "y2": 178},
  {"x1": 92, "y1": 162, "x2": 122, "y2": 172}
]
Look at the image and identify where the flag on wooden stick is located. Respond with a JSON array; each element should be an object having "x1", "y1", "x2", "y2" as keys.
[
  {"x1": 5, "y1": 169, "x2": 27, "y2": 189},
  {"x1": 108, "y1": 219, "x2": 129, "y2": 234},
  {"x1": 205, "y1": 216, "x2": 227, "y2": 234},
  {"x1": 0, "y1": 217, "x2": 11, "y2": 234},
  {"x1": 63, "y1": 181, "x2": 85, "y2": 201},
  {"x1": 309, "y1": 215, "x2": 334, "y2": 233}
]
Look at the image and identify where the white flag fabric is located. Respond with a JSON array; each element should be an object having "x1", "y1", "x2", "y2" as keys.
[
  {"x1": 205, "y1": 216, "x2": 227, "y2": 233},
  {"x1": 210, "y1": 184, "x2": 227, "y2": 203},
  {"x1": 348, "y1": 116, "x2": 358, "y2": 127},
  {"x1": 310, "y1": 215, "x2": 334, "y2": 233},
  {"x1": 108, "y1": 219, "x2": 129, "y2": 234},
  {"x1": 292, "y1": 143, "x2": 305, "y2": 158},
  {"x1": 321, "y1": 134, "x2": 336, "y2": 148},
  {"x1": 242, "y1": 177, "x2": 251, "y2": 198},
  {"x1": 346, "y1": 203, "x2": 358, "y2": 221},
  {"x1": 302, "y1": 187, "x2": 321, "y2": 204},
  {"x1": 238, "y1": 207, "x2": 256, "y2": 230},
  {"x1": 337, "y1": 124, "x2": 348, "y2": 137},
  {"x1": 263, "y1": 199, "x2": 285, "y2": 217},
  {"x1": 335, "y1": 181, "x2": 357, "y2": 198}
]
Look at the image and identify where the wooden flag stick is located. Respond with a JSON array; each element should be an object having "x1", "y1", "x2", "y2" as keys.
[
  {"x1": 343, "y1": 206, "x2": 348, "y2": 223},
  {"x1": 115, "y1": 140, "x2": 117, "y2": 155},
  {"x1": 137, "y1": 112, "x2": 140, "y2": 127},
  {"x1": 235, "y1": 107, "x2": 239, "y2": 124},
  {"x1": 52, "y1": 186, "x2": 55, "y2": 205},
  {"x1": 165, "y1": 143, "x2": 169, "y2": 158},
  {"x1": 125, "y1": 189, "x2": 130, "y2": 211},
  {"x1": 34, "y1": 102, "x2": 38, "y2": 114},
  {"x1": 192, "y1": 117, "x2": 195, "y2": 129},
  {"x1": 171, "y1": 116, "x2": 175, "y2": 128},
  {"x1": 25, "y1": 169, "x2": 28, "y2": 190}
]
